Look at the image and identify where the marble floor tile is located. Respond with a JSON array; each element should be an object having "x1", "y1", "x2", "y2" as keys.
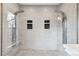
[{"x1": 15, "y1": 49, "x2": 69, "y2": 56}]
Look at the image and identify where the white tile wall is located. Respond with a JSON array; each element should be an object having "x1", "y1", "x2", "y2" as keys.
[
  {"x1": 2, "y1": 3, "x2": 20, "y2": 56},
  {"x1": 19, "y1": 5, "x2": 62, "y2": 50},
  {"x1": 60, "y1": 3, "x2": 77, "y2": 44}
]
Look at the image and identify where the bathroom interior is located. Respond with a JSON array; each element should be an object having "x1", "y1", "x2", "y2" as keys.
[{"x1": 0, "y1": 3, "x2": 79, "y2": 56}]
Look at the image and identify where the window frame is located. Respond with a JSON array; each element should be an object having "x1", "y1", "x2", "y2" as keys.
[
  {"x1": 44, "y1": 20, "x2": 50, "y2": 29},
  {"x1": 27, "y1": 20, "x2": 33, "y2": 29}
]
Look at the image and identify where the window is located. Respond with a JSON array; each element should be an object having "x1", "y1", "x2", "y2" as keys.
[
  {"x1": 27, "y1": 20, "x2": 32, "y2": 23},
  {"x1": 44, "y1": 20, "x2": 50, "y2": 29},
  {"x1": 45, "y1": 20, "x2": 50, "y2": 23},
  {"x1": 7, "y1": 12, "x2": 16, "y2": 47},
  {"x1": 27, "y1": 20, "x2": 33, "y2": 29}
]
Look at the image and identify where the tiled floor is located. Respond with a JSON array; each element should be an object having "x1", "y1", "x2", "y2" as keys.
[
  {"x1": 63, "y1": 44, "x2": 79, "y2": 56},
  {"x1": 6, "y1": 44, "x2": 79, "y2": 56},
  {"x1": 15, "y1": 49, "x2": 69, "y2": 56}
]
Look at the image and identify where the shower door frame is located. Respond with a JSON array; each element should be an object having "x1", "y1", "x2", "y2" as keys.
[
  {"x1": 62, "y1": 18, "x2": 67, "y2": 44},
  {"x1": 1, "y1": 3, "x2": 3, "y2": 56}
]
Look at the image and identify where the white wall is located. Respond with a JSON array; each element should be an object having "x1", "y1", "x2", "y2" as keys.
[
  {"x1": 2, "y1": 3, "x2": 20, "y2": 55},
  {"x1": 60, "y1": 3, "x2": 77, "y2": 44},
  {"x1": 19, "y1": 5, "x2": 62, "y2": 50}
]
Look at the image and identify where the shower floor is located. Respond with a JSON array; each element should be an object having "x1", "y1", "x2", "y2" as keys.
[
  {"x1": 63, "y1": 44, "x2": 79, "y2": 56},
  {"x1": 15, "y1": 49, "x2": 69, "y2": 56}
]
